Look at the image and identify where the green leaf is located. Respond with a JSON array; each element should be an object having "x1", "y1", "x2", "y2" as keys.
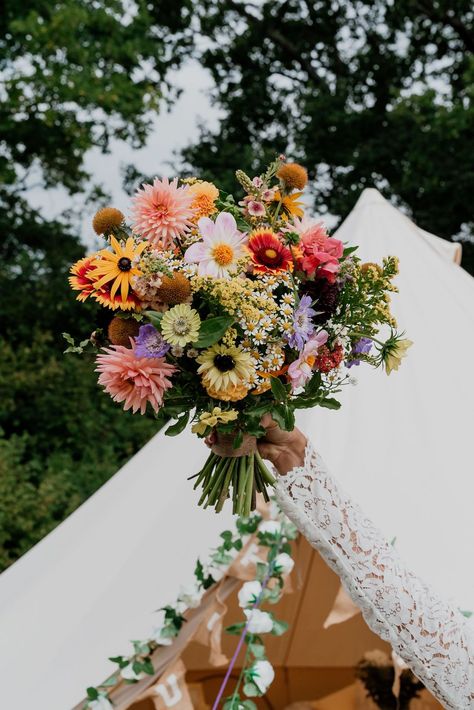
[
  {"x1": 165, "y1": 411, "x2": 190, "y2": 436},
  {"x1": 270, "y1": 403, "x2": 287, "y2": 430},
  {"x1": 343, "y1": 245, "x2": 359, "y2": 256},
  {"x1": 142, "y1": 658, "x2": 155, "y2": 675},
  {"x1": 319, "y1": 398, "x2": 341, "y2": 410},
  {"x1": 271, "y1": 618, "x2": 289, "y2": 636},
  {"x1": 248, "y1": 642, "x2": 266, "y2": 659},
  {"x1": 144, "y1": 310, "x2": 164, "y2": 329},
  {"x1": 243, "y1": 681, "x2": 260, "y2": 697},
  {"x1": 284, "y1": 405, "x2": 295, "y2": 431},
  {"x1": 193, "y1": 315, "x2": 234, "y2": 348},
  {"x1": 86, "y1": 687, "x2": 99, "y2": 700},
  {"x1": 225, "y1": 621, "x2": 246, "y2": 635},
  {"x1": 270, "y1": 376, "x2": 287, "y2": 402},
  {"x1": 304, "y1": 371, "x2": 322, "y2": 397}
]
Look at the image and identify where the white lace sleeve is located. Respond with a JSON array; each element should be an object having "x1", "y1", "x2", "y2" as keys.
[{"x1": 275, "y1": 442, "x2": 474, "y2": 709}]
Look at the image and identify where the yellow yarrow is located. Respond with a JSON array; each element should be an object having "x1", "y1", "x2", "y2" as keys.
[{"x1": 192, "y1": 407, "x2": 239, "y2": 435}]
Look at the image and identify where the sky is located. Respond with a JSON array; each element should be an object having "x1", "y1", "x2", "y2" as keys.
[{"x1": 26, "y1": 61, "x2": 220, "y2": 247}]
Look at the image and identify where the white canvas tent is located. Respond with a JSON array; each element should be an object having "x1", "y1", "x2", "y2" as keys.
[{"x1": 0, "y1": 188, "x2": 473, "y2": 710}]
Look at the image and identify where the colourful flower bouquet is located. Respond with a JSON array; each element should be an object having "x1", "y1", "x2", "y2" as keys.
[{"x1": 68, "y1": 156, "x2": 411, "y2": 514}]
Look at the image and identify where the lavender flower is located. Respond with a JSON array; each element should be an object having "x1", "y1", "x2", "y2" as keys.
[
  {"x1": 287, "y1": 295, "x2": 316, "y2": 350},
  {"x1": 347, "y1": 337, "x2": 372, "y2": 368},
  {"x1": 134, "y1": 324, "x2": 170, "y2": 359}
]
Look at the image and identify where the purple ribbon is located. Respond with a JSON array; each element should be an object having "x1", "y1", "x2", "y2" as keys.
[{"x1": 211, "y1": 563, "x2": 274, "y2": 709}]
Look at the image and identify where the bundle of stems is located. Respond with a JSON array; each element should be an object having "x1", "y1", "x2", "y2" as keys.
[{"x1": 191, "y1": 450, "x2": 275, "y2": 515}]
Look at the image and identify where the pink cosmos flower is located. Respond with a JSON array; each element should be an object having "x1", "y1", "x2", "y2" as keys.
[
  {"x1": 247, "y1": 200, "x2": 266, "y2": 216},
  {"x1": 287, "y1": 331, "x2": 329, "y2": 391},
  {"x1": 96, "y1": 344, "x2": 176, "y2": 414},
  {"x1": 184, "y1": 212, "x2": 248, "y2": 278},
  {"x1": 131, "y1": 177, "x2": 195, "y2": 249}
]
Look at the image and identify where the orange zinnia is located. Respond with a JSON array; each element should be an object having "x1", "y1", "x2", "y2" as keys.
[{"x1": 248, "y1": 229, "x2": 293, "y2": 273}]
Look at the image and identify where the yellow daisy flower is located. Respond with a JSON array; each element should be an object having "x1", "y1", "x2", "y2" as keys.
[
  {"x1": 92, "y1": 236, "x2": 147, "y2": 303},
  {"x1": 197, "y1": 344, "x2": 255, "y2": 391},
  {"x1": 161, "y1": 304, "x2": 201, "y2": 347}
]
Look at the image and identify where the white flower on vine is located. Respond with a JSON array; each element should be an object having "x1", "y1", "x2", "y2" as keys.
[
  {"x1": 273, "y1": 552, "x2": 294, "y2": 576},
  {"x1": 178, "y1": 582, "x2": 203, "y2": 609},
  {"x1": 249, "y1": 659, "x2": 275, "y2": 693},
  {"x1": 120, "y1": 662, "x2": 145, "y2": 681},
  {"x1": 244, "y1": 608, "x2": 273, "y2": 634},
  {"x1": 238, "y1": 580, "x2": 262, "y2": 609},
  {"x1": 149, "y1": 626, "x2": 173, "y2": 646},
  {"x1": 258, "y1": 520, "x2": 282, "y2": 536},
  {"x1": 88, "y1": 694, "x2": 113, "y2": 710}
]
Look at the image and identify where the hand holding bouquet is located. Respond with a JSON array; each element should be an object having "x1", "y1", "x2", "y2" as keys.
[{"x1": 68, "y1": 157, "x2": 411, "y2": 514}]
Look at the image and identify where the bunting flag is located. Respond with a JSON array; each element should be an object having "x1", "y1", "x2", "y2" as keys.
[
  {"x1": 147, "y1": 659, "x2": 194, "y2": 709},
  {"x1": 194, "y1": 594, "x2": 229, "y2": 667},
  {"x1": 323, "y1": 583, "x2": 361, "y2": 629}
]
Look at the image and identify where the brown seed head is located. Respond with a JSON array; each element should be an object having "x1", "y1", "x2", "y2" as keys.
[
  {"x1": 276, "y1": 163, "x2": 308, "y2": 190},
  {"x1": 93, "y1": 207, "x2": 124, "y2": 235},
  {"x1": 107, "y1": 317, "x2": 140, "y2": 347},
  {"x1": 156, "y1": 272, "x2": 191, "y2": 305}
]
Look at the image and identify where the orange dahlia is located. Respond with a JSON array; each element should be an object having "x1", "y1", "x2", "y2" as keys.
[
  {"x1": 248, "y1": 229, "x2": 293, "y2": 273},
  {"x1": 188, "y1": 181, "x2": 219, "y2": 220},
  {"x1": 69, "y1": 256, "x2": 98, "y2": 302}
]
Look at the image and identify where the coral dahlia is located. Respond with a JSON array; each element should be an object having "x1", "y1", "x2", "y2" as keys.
[
  {"x1": 96, "y1": 344, "x2": 175, "y2": 414},
  {"x1": 131, "y1": 177, "x2": 195, "y2": 249}
]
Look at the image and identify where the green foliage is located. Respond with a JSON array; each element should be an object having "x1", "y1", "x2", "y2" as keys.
[{"x1": 179, "y1": 0, "x2": 474, "y2": 273}]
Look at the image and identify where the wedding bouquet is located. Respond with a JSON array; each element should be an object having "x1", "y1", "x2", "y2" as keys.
[{"x1": 68, "y1": 156, "x2": 410, "y2": 514}]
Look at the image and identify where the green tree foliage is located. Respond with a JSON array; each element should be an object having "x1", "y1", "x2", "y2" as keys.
[
  {"x1": 180, "y1": 0, "x2": 474, "y2": 271},
  {"x1": 0, "y1": 0, "x2": 193, "y2": 569}
]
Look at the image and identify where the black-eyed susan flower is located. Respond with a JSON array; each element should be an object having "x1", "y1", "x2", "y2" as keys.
[
  {"x1": 273, "y1": 190, "x2": 305, "y2": 219},
  {"x1": 92, "y1": 236, "x2": 147, "y2": 308}
]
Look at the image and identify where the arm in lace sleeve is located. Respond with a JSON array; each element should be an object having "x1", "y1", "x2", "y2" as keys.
[{"x1": 275, "y1": 442, "x2": 474, "y2": 710}]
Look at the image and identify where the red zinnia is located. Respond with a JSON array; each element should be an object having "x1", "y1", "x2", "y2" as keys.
[{"x1": 248, "y1": 229, "x2": 293, "y2": 273}]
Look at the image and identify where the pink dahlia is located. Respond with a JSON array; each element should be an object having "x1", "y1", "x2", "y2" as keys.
[
  {"x1": 95, "y1": 344, "x2": 176, "y2": 414},
  {"x1": 290, "y1": 216, "x2": 343, "y2": 282},
  {"x1": 131, "y1": 177, "x2": 195, "y2": 249}
]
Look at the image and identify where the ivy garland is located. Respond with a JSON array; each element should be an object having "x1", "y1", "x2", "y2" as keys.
[{"x1": 83, "y1": 502, "x2": 297, "y2": 709}]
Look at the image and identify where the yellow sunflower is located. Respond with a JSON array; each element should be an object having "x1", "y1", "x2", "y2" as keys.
[
  {"x1": 273, "y1": 190, "x2": 305, "y2": 219},
  {"x1": 92, "y1": 236, "x2": 147, "y2": 305},
  {"x1": 197, "y1": 344, "x2": 255, "y2": 392}
]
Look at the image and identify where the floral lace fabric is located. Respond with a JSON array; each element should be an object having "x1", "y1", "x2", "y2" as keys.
[{"x1": 275, "y1": 443, "x2": 474, "y2": 709}]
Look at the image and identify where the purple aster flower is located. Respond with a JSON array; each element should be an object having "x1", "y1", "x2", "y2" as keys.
[
  {"x1": 287, "y1": 295, "x2": 316, "y2": 350},
  {"x1": 134, "y1": 324, "x2": 170, "y2": 359},
  {"x1": 347, "y1": 337, "x2": 372, "y2": 368}
]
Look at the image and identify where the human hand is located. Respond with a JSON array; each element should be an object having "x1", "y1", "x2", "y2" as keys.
[
  {"x1": 204, "y1": 414, "x2": 307, "y2": 475},
  {"x1": 256, "y1": 414, "x2": 307, "y2": 475}
]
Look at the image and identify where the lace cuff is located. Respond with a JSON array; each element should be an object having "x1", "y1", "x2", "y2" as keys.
[{"x1": 275, "y1": 442, "x2": 474, "y2": 709}]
